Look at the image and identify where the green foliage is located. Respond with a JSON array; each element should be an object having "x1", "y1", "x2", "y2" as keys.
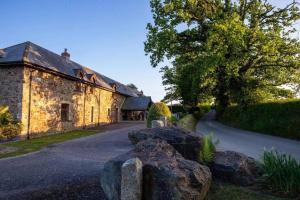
[
  {"x1": 145, "y1": 0, "x2": 300, "y2": 112},
  {"x1": 194, "y1": 103, "x2": 211, "y2": 119},
  {"x1": 177, "y1": 114, "x2": 197, "y2": 131},
  {"x1": 170, "y1": 115, "x2": 179, "y2": 124},
  {"x1": 219, "y1": 100, "x2": 300, "y2": 140},
  {"x1": 168, "y1": 104, "x2": 185, "y2": 113},
  {"x1": 0, "y1": 105, "x2": 22, "y2": 140},
  {"x1": 147, "y1": 102, "x2": 172, "y2": 128},
  {"x1": 262, "y1": 150, "x2": 300, "y2": 196},
  {"x1": 199, "y1": 134, "x2": 218, "y2": 165}
]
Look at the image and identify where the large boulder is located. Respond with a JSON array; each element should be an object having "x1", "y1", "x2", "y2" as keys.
[
  {"x1": 128, "y1": 127, "x2": 202, "y2": 161},
  {"x1": 100, "y1": 139, "x2": 211, "y2": 200},
  {"x1": 211, "y1": 151, "x2": 261, "y2": 186}
]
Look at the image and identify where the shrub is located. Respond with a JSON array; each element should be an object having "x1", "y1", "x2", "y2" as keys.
[
  {"x1": 219, "y1": 99, "x2": 300, "y2": 140},
  {"x1": 0, "y1": 105, "x2": 22, "y2": 140},
  {"x1": 170, "y1": 115, "x2": 179, "y2": 124},
  {"x1": 147, "y1": 102, "x2": 172, "y2": 128},
  {"x1": 262, "y1": 150, "x2": 300, "y2": 196},
  {"x1": 177, "y1": 114, "x2": 198, "y2": 131},
  {"x1": 199, "y1": 134, "x2": 218, "y2": 165}
]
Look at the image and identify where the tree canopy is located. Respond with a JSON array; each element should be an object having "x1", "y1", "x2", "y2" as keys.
[{"x1": 145, "y1": 0, "x2": 300, "y2": 114}]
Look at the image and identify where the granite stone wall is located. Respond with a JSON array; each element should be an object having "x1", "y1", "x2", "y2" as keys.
[
  {"x1": 19, "y1": 66, "x2": 126, "y2": 136},
  {"x1": 0, "y1": 66, "x2": 24, "y2": 121}
]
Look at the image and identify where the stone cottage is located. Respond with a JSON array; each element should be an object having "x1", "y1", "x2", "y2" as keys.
[{"x1": 0, "y1": 41, "x2": 152, "y2": 138}]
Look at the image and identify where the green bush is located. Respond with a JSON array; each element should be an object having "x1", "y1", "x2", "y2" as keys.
[
  {"x1": 262, "y1": 150, "x2": 300, "y2": 196},
  {"x1": 199, "y1": 134, "x2": 218, "y2": 165},
  {"x1": 0, "y1": 105, "x2": 22, "y2": 140},
  {"x1": 219, "y1": 100, "x2": 300, "y2": 140},
  {"x1": 177, "y1": 114, "x2": 198, "y2": 131},
  {"x1": 147, "y1": 102, "x2": 172, "y2": 128}
]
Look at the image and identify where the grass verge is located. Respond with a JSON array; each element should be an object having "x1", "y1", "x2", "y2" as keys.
[
  {"x1": 177, "y1": 114, "x2": 198, "y2": 131},
  {"x1": 0, "y1": 129, "x2": 99, "y2": 159},
  {"x1": 207, "y1": 184, "x2": 287, "y2": 200}
]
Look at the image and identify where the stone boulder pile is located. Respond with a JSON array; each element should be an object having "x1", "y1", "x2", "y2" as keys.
[
  {"x1": 128, "y1": 127, "x2": 202, "y2": 161},
  {"x1": 101, "y1": 127, "x2": 262, "y2": 200},
  {"x1": 211, "y1": 151, "x2": 262, "y2": 186},
  {"x1": 100, "y1": 139, "x2": 212, "y2": 200}
]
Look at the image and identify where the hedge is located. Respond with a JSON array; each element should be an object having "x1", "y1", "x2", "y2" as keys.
[{"x1": 219, "y1": 100, "x2": 300, "y2": 140}]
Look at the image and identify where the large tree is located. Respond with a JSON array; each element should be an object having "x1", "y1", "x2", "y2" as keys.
[{"x1": 145, "y1": 0, "x2": 300, "y2": 113}]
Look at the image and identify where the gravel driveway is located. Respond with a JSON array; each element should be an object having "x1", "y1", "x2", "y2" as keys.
[
  {"x1": 0, "y1": 122, "x2": 145, "y2": 200},
  {"x1": 196, "y1": 111, "x2": 300, "y2": 161}
]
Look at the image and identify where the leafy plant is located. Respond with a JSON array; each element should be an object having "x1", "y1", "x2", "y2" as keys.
[
  {"x1": 0, "y1": 105, "x2": 22, "y2": 140},
  {"x1": 177, "y1": 114, "x2": 197, "y2": 131},
  {"x1": 147, "y1": 102, "x2": 172, "y2": 128},
  {"x1": 199, "y1": 133, "x2": 219, "y2": 165},
  {"x1": 262, "y1": 150, "x2": 300, "y2": 196}
]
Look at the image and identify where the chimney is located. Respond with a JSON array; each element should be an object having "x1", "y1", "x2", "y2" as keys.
[
  {"x1": 139, "y1": 90, "x2": 144, "y2": 96},
  {"x1": 0, "y1": 49, "x2": 5, "y2": 58},
  {"x1": 61, "y1": 48, "x2": 70, "y2": 60}
]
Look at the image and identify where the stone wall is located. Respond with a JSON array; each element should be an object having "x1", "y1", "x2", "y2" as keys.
[
  {"x1": 0, "y1": 66, "x2": 24, "y2": 121},
  {"x1": 20, "y1": 66, "x2": 126, "y2": 136}
]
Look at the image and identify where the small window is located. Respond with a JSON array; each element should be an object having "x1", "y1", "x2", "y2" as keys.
[
  {"x1": 108, "y1": 108, "x2": 111, "y2": 117},
  {"x1": 91, "y1": 106, "x2": 94, "y2": 122},
  {"x1": 90, "y1": 87, "x2": 94, "y2": 94},
  {"x1": 75, "y1": 83, "x2": 82, "y2": 92},
  {"x1": 61, "y1": 104, "x2": 70, "y2": 122},
  {"x1": 79, "y1": 72, "x2": 84, "y2": 79}
]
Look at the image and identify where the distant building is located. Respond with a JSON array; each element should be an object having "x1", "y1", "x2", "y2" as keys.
[{"x1": 0, "y1": 42, "x2": 152, "y2": 137}]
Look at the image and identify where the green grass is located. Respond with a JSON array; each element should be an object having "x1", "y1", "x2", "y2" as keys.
[
  {"x1": 0, "y1": 129, "x2": 99, "y2": 159},
  {"x1": 262, "y1": 150, "x2": 300, "y2": 196},
  {"x1": 207, "y1": 184, "x2": 287, "y2": 200},
  {"x1": 219, "y1": 100, "x2": 300, "y2": 140},
  {"x1": 177, "y1": 114, "x2": 198, "y2": 131}
]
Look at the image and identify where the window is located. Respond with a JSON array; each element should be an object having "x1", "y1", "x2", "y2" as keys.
[
  {"x1": 75, "y1": 83, "x2": 82, "y2": 92},
  {"x1": 108, "y1": 108, "x2": 111, "y2": 117},
  {"x1": 91, "y1": 106, "x2": 94, "y2": 122},
  {"x1": 90, "y1": 87, "x2": 94, "y2": 94},
  {"x1": 79, "y1": 72, "x2": 84, "y2": 79},
  {"x1": 61, "y1": 104, "x2": 70, "y2": 122},
  {"x1": 92, "y1": 77, "x2": 96, "y2": 84}
]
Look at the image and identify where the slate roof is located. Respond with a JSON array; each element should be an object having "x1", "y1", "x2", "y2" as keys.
[
  {"x1": 122, "y1": 96, "x2": 152, "y2": 111},
  {"x1": 0, "y1": 41, "x2": 139, "y2": 97}
]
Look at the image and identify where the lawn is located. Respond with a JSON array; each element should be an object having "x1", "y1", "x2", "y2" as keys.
[
  {"x1": 207, "y1": 184, "x2": 287, "y2": 200},
  {"x1": 0, "y1": 129, "x2": 99, "y2": 159},
  {"x1": 177, "y1": 114, "x2": 198, "y2": 131}
]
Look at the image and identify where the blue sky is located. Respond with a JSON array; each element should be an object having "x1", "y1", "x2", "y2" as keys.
[{"x1": 0, "y1": 0, "x2": 296, "y2": 101}]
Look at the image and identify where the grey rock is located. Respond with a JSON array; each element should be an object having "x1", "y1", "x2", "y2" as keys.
[
  {"x1": 151, "y1": 120, "x2": 164, "y2": 128},
  {"x1": 121, "y1": 158, "x2": 143, "y2": 200},
  {"x1": 212, "y1": 151, "x2": 262, "y2": 186},
  {"x1": 100, "y1": 139, "x2": 211, "y2": 200},
  {"x1": 128, "y1": 127, "x2": 203, "y2": 161}
]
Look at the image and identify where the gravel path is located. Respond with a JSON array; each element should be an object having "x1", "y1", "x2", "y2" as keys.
[
  {"x1": 0, "y1": 122, "x2": 145, "y2": 200},
  {"x1": 196, "y1": 111, "x2": 300, "y2": 161}
]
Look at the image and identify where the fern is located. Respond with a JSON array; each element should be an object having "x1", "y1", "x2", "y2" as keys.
[{"x1": 199, "y1": 133, "x2": 219, "y2": 165}]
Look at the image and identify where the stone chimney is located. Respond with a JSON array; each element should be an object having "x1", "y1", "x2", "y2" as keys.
[
  {"x1": 61, "y1": 48, "x2": 70, "y2": 60},
  {"x1": 0, "y1": 49, "x2": 5, "y2": 58},
  {"x1": 138, "y1": 90, "x2": 144, "y2": 96}
]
